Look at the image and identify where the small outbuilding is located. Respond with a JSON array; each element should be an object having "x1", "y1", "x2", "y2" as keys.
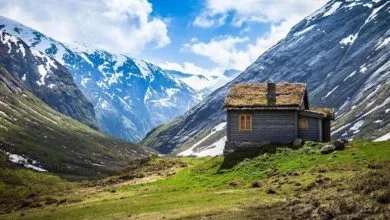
[{"x1": 223, "y1": 83, "x2": 334, "y2": 153}]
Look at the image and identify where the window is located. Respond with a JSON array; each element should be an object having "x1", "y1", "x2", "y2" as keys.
[
  {"x1": 299, "y1": 118, "x2": 309, "y2": 130},
  {"x1": 239, "y1": 114, "x2": 252, "y2": 132}
]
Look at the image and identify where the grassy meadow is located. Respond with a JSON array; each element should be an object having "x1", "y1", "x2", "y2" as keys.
[{"x1": 0, "y1": 140, "x2": 389, "y2": 219}]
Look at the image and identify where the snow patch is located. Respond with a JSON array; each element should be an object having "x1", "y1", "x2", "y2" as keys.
[
  {"x1": 47, "y1": 84, "x2": 56, "y2": 89},
  {"x1": 294, "y1": 25, "x2": 316, "y2": 37},
  {"x1": 36, "y1": 65, "x2": 48, "y2": 86},
  {"x1": 363, "y1": 96, "x2": 390, "y2": 117},
  {"x1": 331, "y1": 122, "x2": 351, "y2": 135},
  {"x1": 79, "y1": 53, "x2": 94, "y2": 67},
  {"x1": 344, "y1": 71, "x2": 356, "y2": 81},
  {"x1": 133, "y1": 59, "x2": 151, "y2": 78},
  {"x1": 376, "y1": 36, "x2": 390, "y2": 50},
  {"x1": 323, "y1": 2, "x2": 342, "y2": 16},
  {"x1": 324, "y1": 86, "x2": 339, "y2": 98},
  {"x1": 81, "y1": 77, "x2": 90, "y2": 88},
  {"x1": 3, "y1": 151, "x2": 47, "y2": 172},
  {"x1": 365, "y1": 1, "x2": 389, "y2": 25},
  {"x1": 339, "y1": 34, "x2": 358, "y2": 45},
  {"x1": 374, "y1": 132, "x2": 390, "y2": 142},
  {"x1": 193, "y1": 136, "x2": 227, "y2": 157},
  {"x1": 349, "y1": 120, "x2": 364, "y2": 134},
  {"x1": 178, "y1": 122, "x2": 226, "y2": 157}
]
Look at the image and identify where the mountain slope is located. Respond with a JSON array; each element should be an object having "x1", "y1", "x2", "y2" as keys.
[
  {"x1": 0, "y1": 16, "x2": 200, "y2": 141},
  {"x1": 0, "y1": 66, "x2": 148, "y2": 178},
  {"x1": 142, "y1": 0, "x2": 390, "y2": 154},
  {"x1": 0, "y1": 29, "x2": 97, "y2": 129}
]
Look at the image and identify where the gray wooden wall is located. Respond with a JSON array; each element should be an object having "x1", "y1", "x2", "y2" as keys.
[
  {"x1": 298, "y1": 116, "x2": 322, "y2": 142},
  {"x1": 227, "y1": 110, "x2": 297, "y2": 143}
]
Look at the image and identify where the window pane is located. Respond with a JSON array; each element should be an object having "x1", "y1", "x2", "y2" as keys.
[
  {"x1": 246, "y1": 115, "x2": 251, "y2": 130},
  {"x1": 299, "y1": 118, "x2": 308, "y2": 130},
  {"x1": 240, "y1": 116, "x2": 245, "y2": 130}
]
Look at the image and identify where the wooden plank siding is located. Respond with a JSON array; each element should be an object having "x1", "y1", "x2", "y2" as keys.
[
  {"x1": 298, "y1": 116, "x2": 322, "y2": 142},
  {"x1": 227, "y1": 110, "x2": 297, "y2": 143}
]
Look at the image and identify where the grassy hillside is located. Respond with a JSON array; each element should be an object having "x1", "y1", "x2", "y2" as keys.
[
  {"x1": 0, "y1": 66, "x2": 148, "y2": 179},
  {"x1": 1, "y1": 140, "x2": 389, "y2": 219}
]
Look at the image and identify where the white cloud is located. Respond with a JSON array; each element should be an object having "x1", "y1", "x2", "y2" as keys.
[
  {"x1": 182, "y1": 21, "x2": 293, "y2": 71},
  {"x1": 0, "y1": 0, "x2": 170, "y2": 56},
  {"x1": 159, "y1": 61, "x2": 223, "y2": 77},
  {"x1": 186, "y1": 0, "x2": 327, "y2": 73},
  {"x1": 193, "y1": 0, "x2": 327, "y2": 28},
  {"x1": 182, "y1": 36, "x2": 251, "y2": 70},
  {"x1": 193, "y1": 11, "x2": 227, "y2": 28}
]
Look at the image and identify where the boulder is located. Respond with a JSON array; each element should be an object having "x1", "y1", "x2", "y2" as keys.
[
  {"x1": 333, "y1": 140, "x2": 345, "y2": 150},
  {"x1": 320, "y1": 145, "x2": 336, "y2": 154},
  {"x1": 341, "y1": 139, "x2": 349, "y2": 144},
  {"x1": 293, "y1": 138, "x2": 303, "y2": 148}
]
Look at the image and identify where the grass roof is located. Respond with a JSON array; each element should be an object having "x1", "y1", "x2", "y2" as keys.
[
  {"x1": 308, "y1": 108, "x2": 335, "y2": 119},
  {"x1": 224, "y1": 83, "x2": 306, "y2": 108}
]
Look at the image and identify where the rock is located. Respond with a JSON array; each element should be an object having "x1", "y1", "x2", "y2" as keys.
[
  {"x1": 266, "y1": 188, "x2": 277, "y2": 194},
  {"x1": 333, "y1": 140, "x2": 345, "y2": 150},
  {"x1": 293, "y1": 138, "x2": 303, "y2": 148},
  {"x1": 320, "y1": 145, "x2": 336, "y2": 154},
  {"x1": 251, "y1": 181, "x2": 261, "y2": 188}
]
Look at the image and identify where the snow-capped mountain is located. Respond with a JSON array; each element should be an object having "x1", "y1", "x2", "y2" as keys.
[
  {"x1": 0, "y1": 30, "x2": 97, "y2": 128},
  {"x1": 164, "y1": 69, "x2": 241, "y2": 97},
  {"x1": 0, "y1": 16, "x2": 200, "y2": 141},
  {"x1": 142, "y1": 0, "x2": 390, "y2": 154}
]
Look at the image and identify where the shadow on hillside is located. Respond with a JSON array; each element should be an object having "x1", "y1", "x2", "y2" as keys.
[{"x1": 219, "y1": 144, "x2": 288, "y2": 170}]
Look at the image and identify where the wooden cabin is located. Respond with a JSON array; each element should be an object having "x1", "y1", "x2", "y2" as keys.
[{"x1": 223, "y1": 83, "x2": 334, "y2": 150}]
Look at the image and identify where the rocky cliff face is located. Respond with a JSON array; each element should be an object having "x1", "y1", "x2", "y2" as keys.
[
  {"x1": 142, "y1": 0, "x2": 390, "y2": 154},
  {"x1": 0, "y1": 16, "x2": 200, "y2": 142},
  {"x1": 0, "y1": 29, "x2": 98, "y2": 129}
]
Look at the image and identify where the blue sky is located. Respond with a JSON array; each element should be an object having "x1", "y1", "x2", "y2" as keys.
[{"x1": 0, "y1": 0, "x2": 327, "y2": 76}]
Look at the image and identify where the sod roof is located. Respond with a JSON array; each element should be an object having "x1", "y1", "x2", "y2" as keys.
[{"x1": 224, "y1": 83, "x2": 306, "y2": 108}]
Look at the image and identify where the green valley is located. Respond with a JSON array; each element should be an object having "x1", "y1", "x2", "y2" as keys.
[{"x1": 1, "y1": 140, "x2": 389, "y2": 219}]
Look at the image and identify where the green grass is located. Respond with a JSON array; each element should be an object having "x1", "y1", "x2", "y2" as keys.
[{"x1": 1, "y1": 140, "x2": 389, "y2": 219}]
